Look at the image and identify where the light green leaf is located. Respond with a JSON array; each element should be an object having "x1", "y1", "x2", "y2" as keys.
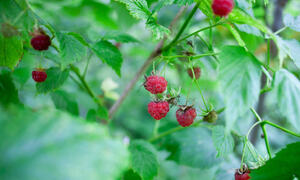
[
  {"x1": 251, "y1": 142, "x2": 300, "y2": 179},
  {"x1": 57, "y1": 32, "x2": 87, "y2": 68},
  {"x1": 0, "y1": 105, "x2": 129, "y2": 180},
  {"x1": 212, "y1": 126, "x2": 234, "y2": 157},
  {"x1": 0, "y1": 35, "x2": 23, "y2": 70},
  {"x1": 66, "y1": 32, "x2": 90, "y2": 47},
  {"x1": 146, "y1": 18, "x2": 170, "y2": 40},
  {"x1": 271, "y1": 69, "x2": 300, "y2": 131},
  {"x1": 115, "y1": 0, "x2": 150, "y2": 19},
  {"x1": 279, "y1": 39, "x2": 300, "y2": 69},
  {"x1": 129, "y1": 140, "x2": 158, "y2": 180},
  {"x1": 36, "y1": 67, "x2": 69, "y2": 93},
  {"x1": 243, "y1": 138, "x2": 265, "y2": 168},
  {"x1": 218, "y1": 46, "x2": 261, "y2": 131},
  {"x1": 50, "y1": 90, "x2": 79, "y2": 115},
  {"x1": 224, "y1": 24, "x2": 246, "y2": 49},
  {"x1": 92, "y1": 40, "x2": 123, "y2": 76},
  {"x1": 283, "y1": 14, "x2": 300, "y2": 32},
  {"x1": 103, "y1": 31, "x2": 139, "y2": 43},
  {"x1": 235, "y1": 24, "x2": 263, "y2": 37}
]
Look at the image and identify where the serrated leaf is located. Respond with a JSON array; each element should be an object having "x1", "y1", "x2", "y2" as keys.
[
  {"x1": 212, "y1": 126, "x2": 234, "y2": 157},
  {"x1": 243, "y1": 139, "x2": 265, "y2": 168},
  {"x1": 0, "y1": 35, "x2": 23, "y2": 70},
  {"x1": 103, "y1": 31, "x2": 139, "y2": 43},
  {"x1": 36, "y1": 67, "x2": 69, "y2": 93},
  {"x1": 163, "y1": 127, "x2": 220, "y2": 169},
  {"x1": 115, "y1": 0, "x2": 150, "y2": 19},
  {"x1": 92, "y1": 40, "x2": 123, "y2": 76},
  {"x1": 218, "y1": 46, "x2": 261, "y2": 131},
  {"x1": 57, "y1": 32, "x2": 87, "y2": 68},
  {"x1": 278, "y1": 39, "x2": 300, "y2": 69},
  {"x1": 235, "y1": 24, "x2": 263, "y2": 37},
  {"x1": 50, "y1": 90, "x2": 79, "y2": 115},
  {"x1": 66, "y1": 32, "x2": 90, "y2": 46},
  {"x1": 129, "y1": 140, "x2": 158, "y2": 180},
  {"x1": 0, "y1": 105, "x2": 129, "y2": 180},
  {"x1": 251, "y1": 142, "x2": 300, "y2": 179},
  {"x1": 283, "y1": 14, "x2": 300, "y2": 32},
  {"x1": 0, "y1": 70, "x2": 19, "y2": 105},
  {"x1": 224, "y1": 24, "x2": 246, "y2": 49},
  {"x1": 271, "y1": 69, "x2": 300, "y2": 131},
  {"x1": 146, "y1": 18, "x2": 170, "y2": 40}
]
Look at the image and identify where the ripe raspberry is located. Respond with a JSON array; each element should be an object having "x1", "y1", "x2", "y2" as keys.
[
  {"x1": 148, "y1": 101, "x2": 170, "y2": 120},
  {"x1": 176, "y1": 107, "x2": 197, "y2": 127},
  {"x1": 32, "y1": 69, "x2": 47, "y2": 82},
  {"x1": 187, "y1": 67, "x2": 201, "y2": 79},
  {"x1": 144, "y1": 75, "x2": 168, "y2": 94},
  {"x1": 203, "y1": 110, "x2": 218, "y2": 123},
  {"x1": 212, "y1": 0, "x2": 234, "y2": 17},
  {"x1": 30, "y1": 29, "x2": 51, "y2": 51},
  {"x1": 235, "y1": 169, "x2": 251, "y2": 180}
]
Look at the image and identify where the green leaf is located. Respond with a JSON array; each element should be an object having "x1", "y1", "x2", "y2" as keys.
[
  {"x1": 224, "y1": 24, "x2": 246, "y2": 49},
  {"x1": 243, "y1": 138, "x2": 265, "y2": 168},
  {"x1": 103, "y1": 31, "x2": 139, "y2": 43},
  {"x1": 0, "y1": 105, "x2": 129, "y2": 180},
  {"x1": 0, "y1": 70, "x2": 19, "y2": 106},
  {"x1": 251, "y1": 142, "x2": 300, "y2": 179},
  {"x1": 0, "y1": 35, "x2": 23, "y2": 70},
  {"x1": 271, "y1": 69, "x2": 300, "y2": 131},
  {"x1": 163, "y1": 127, "x2": 220, "y2": 169},
  {"x1": 279, "y1": 39, "x2": 300, "y2": 69},
  {"x1": 283, "y1": 14, "x2": 300, "y2": 32},
  {"x1": 92, "y1": 40, "x2": 123, "y2": 76},
  {"x1": 36, "y1": 67, "x2": 69, "y2": 93},
  {"x1": 115, "y1": 0, "x2": 151, "y2": 20},
  {"x1": 97, "y1": 105, "x2": 109, "y2": 120},
  {"x1": 86, "y1": 109, "x2": 97, "y2": 122},
  {"x1": 146, "y1": 18, "x2": 170, "y2": 40},
  {"x1": 66, "y1": 32, "x2": 90, "y2": 47},
  {"x1": 57, "y1": 32, "x2": 87, "y2": 68},
  {"x1": 235, "y1": 24, "x2": 263, "y2": 37},
  {"x1": 218, "y1": 46, "x2": 261, "y2": 131},
  {"x1": 50, "y1": 90, "x2": 79, "y2": 115},
  {"x1": 212, "y1": 126, "x2": 234, "y2": 157},
  {"x1": 129, "y1": 140, "x2": 158, "y2": 180}
]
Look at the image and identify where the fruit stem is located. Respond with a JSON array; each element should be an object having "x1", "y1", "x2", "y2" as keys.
[
  {"x1": 240, "y1": 136, "x2": 248, "y2": 171},
  {"x1": 152, "y1": 120, "x2": 160, "y2": 137},
  {"x1": 161, "y1": 52, "x2": 218, "y2": 60},
  {"x1": 263, "y1": 120, "x2": 300, "y2": 138},
  {"x1": 194, "y1": 80, "x2": 209, "y2": 111},
  {"x1": 163, "y1": 1, "x2": 200, "y2": 51}
]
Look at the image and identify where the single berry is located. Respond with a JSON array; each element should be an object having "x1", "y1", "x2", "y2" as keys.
[
  {"x1": 176, "y1": 106, "x2": 197, "y2": 127},
  {"x1": 203, "y1": 110, "x2": 218, "y2": 123},
  {"x1": 30, "y1": 29, "x2": 51, "y2": 51},
  {"x1": 235, "y1": 168, "x2": 251, "y2": 180},
  {"x1": 32, "y1": 69, "x2": 47, "y2": 82},
  {"x1": 148, "y1": 101, "x2": 170, "y2": 120},
  {"x1": 115, "y1": 42, "x2": 121, "y2": 49},
  {"x1": 212, "y1": 0, "x2": 234, "y2": 17},
  {"x1": 144, "y1": 75, "x2": 168, "y2": 94},
  {"x1": 187, "y1": 67, "x2": 201, "y2": 79}
]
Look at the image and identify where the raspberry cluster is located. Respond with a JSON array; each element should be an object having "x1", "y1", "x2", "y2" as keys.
[
  {"x1": 148, "y1": 101, "x2": 170, "y2": 120},
  {"x1": 144, "y1": 75, "x2": 168, "y2": 94},
  {"x1": 176, "y1": 107, "x2": 197, "y2": 127}
]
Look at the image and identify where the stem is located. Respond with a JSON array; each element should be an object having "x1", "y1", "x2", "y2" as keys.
[
  {"x1": 240, "y1": 137, "x2": 247, "y2": 170},
  {"x1": 162, "y1": 52, "x2": 218, "y2": 60},
  {"x1": 83, "y1": 52, "x2": 92, "y2": 78},
  {"x1": 153, "y1": 120, "x2": 160, "y2": 137},
  {"x1": 264, "y1": 121, "x2": 300, "y2": 138},
  {"x1": 267, "y1": 39, "x2": 271, "y2": 66},
  {"x1": 163, "y1": 1, "x2": 200, "y2": 51},
  {"x1": 246, "y1": 121, "x2": 264, "y2": 138},
  {"x1": 194, "y1": 80, "x2": 209, "y2": 111},
  {"x1": 274, "y1": 26, "x2": 287, "y2": 35}
]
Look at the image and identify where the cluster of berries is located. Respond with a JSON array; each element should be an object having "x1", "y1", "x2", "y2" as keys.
[
  {"x1": 235, "y1": 165, "x2": 251, "y2": 180},
  {"x1": 144, "y1": 74, "x2": 197, "y2": 127},
  {"x1": 30, "y1": 28, "x2": 51, "y2": 83}
]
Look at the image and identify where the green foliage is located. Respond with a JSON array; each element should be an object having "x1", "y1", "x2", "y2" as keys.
[
  {"x1": 218, "y1": 46, "x2": 261, "y2": 131},
  {"x1": 36, "y1": 67, "x2": 69, "y2": 93},
  {"x1": 212, "y1": 125, "x2": 234, "y2": 157},
  {"x1": 129, "y1": 140, "x2": 159, "y2": 180},
  {"x1": 0, "y1": 70, "x2": 19, "y2": 105},
  {"x1": 92, "y1": 40, "x2": 123, "y2": 76},
  {"x1": 243, "y1": 139, "x2": 265, "y2": 168},
  {"x1": 280, "y1": 39, "x2": 300, "y2": 69},
  {"x1": 0, "y1": 35, "x2": 23, "y2": 70},
  {"x1": 283, "y1": 14, "x2": 300, "y2": 32},
  {"x1": 0, "y1": 105, "x2": 129, "y2": 180},
  {"x1": 103, "y1": 31, "x2": 139, "y2": 43},
  {"x1": 50, "y1": 90, "x2": 79, "y2": 115},
  {"x1": 251, "y1": 142, "x2": 300, "y2": 179}
]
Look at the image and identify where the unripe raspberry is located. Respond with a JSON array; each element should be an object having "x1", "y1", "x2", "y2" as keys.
[
  {"x1": 203, "y1": 110, "x2": 218, "y2": 123},
  {"x1": 176, "y1": 107, "x2": 197, "y2": 127},
  {"x1": 32, "y1": 69, "x2": 47, "y2": 82},
  {"x1": 212, "y1": 0, "x2": 234, "y2": 17},
  {"x1": 187, "y1": 67, "x2": 201, "y2": 79},
  {"x1": 30, "y1": 29, "x2": 51, "y2": 51},
  {"x1": 148, "y1": 101, "x2": 170, "y2": 120},
  {"x1": 144, "y1": 75, "x2": 168, "y2": 94}
]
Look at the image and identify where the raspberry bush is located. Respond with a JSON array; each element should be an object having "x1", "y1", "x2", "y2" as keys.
[{"x1": 1, "y1": 0, "x2": 300, "y2": 180}]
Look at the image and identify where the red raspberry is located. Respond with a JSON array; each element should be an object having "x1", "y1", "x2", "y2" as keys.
[
  {"x1": 30, "y1": 29, "x2": 51, "y2": 51},
  {"x1": 32, "y1": 69, "x2": 47, "y2": 82},
  {"x1": 235, "y1": 170, "x2": 251, "y2": 180},
  {"x1": 148, "y1": 101, "x2": 170, "y2": 120},
  {"x1": 176, "y1": 107, "x2": 197, "y2": 127},
  {"x1": 212, "y1": 0, "x2": 234, "y2": 17},
  {"x1": 187, "y1": 67, "x2": 201, "y2": 79},
  {"x1": 144, "y1": 75, "x2": 167, "y2": 94}
]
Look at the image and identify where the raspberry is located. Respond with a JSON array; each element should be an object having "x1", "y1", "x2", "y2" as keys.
[
  {"x1": 235, "y1": 168, "x2": 251, "y2": 180},
  {"x1": 144, "y1": 75, "x2": 168, "y2": 94},
  {"x1": 187, "y1": 67, "x2": 201, "y2": 79},
  {"x1": 32, "y1": 69, "x2": 47, "y2": 82},
  {"x1": 148, "y1": 101, "x2": 170, "y2": 120},
  {"x1": 176, "y1": 107, "x2": 197, "y2": 127},
  {"x1": 30, "y1": 29, "x2": 51, "y2": 51},
  {"x1": 203, "y1": 110, "x2": 218, "y2": 123},
  {"x1": 212, "y1": 0, "x2": 234, "y2": 17}
]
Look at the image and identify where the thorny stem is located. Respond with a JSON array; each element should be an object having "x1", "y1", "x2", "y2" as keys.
[{"x1": 161, "y1": 52, "x2": 218, "y2": 60}]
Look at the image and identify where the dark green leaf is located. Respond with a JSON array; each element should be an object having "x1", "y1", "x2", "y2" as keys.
[
  {"x1": 212, "y1": 126, "x2": 234, "y2": 157},
  {"x1": 92, "y1": 40, "x2": 123, "y2": 76},
  {"x1": 0, "y1": 35, "x2": 23, "y2": 70},
  {"x1": 251, "y1": 142, "x2": 300, "y2": 179},
  {"x1": 129, "y1": 140, "x2": 159, "y2": 180},
  {"x1": 218, "y1": 46, "x2": 261, "y2": 131},
  {"x1": 0, "y1": 70, "x2": 19, "y2": 105},
  {"x1": 36, "y1": 67, "x2": 69, "y2": 93},
  {"x1": 50, "y1": 90, "x2": 79, "y2": 115}
]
